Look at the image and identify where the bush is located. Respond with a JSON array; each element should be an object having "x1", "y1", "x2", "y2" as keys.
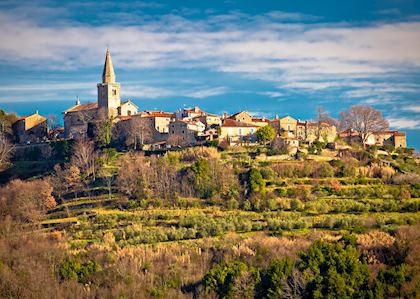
[
  {"x1": 59, "y1": 259, "x2": 100, "y2": 284},
  {"x1": 256, "y1": 126, "x2": 275, "y2": 143}
]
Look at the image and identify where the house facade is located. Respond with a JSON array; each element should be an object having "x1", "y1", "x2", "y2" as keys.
[
  {"x1": 219, "y1": 119, "x2": 259, "y2": 144},
  {"x1": 12, "y1": 112, "x2": 48, "y2": 143}
]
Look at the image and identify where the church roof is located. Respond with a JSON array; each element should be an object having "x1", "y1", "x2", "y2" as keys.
[
  {"x1": 102, "y1": 48, "x2": 116, "y2": 84},
  {"x1": 64, "y1": 103, "x2": 98, "y2": 113}
]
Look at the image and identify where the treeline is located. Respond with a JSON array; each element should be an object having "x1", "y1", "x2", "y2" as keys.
[{"x1": 203, "y1": 234, "x2": 418, "y2": 298}]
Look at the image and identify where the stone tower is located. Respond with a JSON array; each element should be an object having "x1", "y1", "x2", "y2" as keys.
[{"x1": 97, "y1": 48, "x2": 121, "y2": 118}]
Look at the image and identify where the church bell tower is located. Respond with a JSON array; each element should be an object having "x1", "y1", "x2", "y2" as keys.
[{"x1": 97, "y1": 48, "x2": 121, "y2": 118}]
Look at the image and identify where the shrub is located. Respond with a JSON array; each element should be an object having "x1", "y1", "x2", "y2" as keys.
[
  {"x1": 203, "y1": 261, "x2": 249, "y2": 298},
  {"x1": 249, "y1": 168, "x2": 265, "y2": 194},
  {"x1": 59, "y1": 259, "x2": 100, "y2": 284},
  {"x1": 256, "y1": 126, "x2": 275, "y2": 143}
]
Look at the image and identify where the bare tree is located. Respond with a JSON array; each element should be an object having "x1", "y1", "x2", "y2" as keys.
[
  {"x1": 71, "y1": 138, "x2": 97, "y2": 181},
  {"x1": 339, "y1": 105, "x2": 389, "y2": 146},
  {"x1": 127, "y1": 117, "x2": 153, "y2": 150},
  {"x1": 0, "y1": 133, "x2": 14, "y2": 169},
  {"x1": 167, "y1": 134, "x2": 189, "y2": 148},
  {"x1": 47, "y1": 114, "x2": 60, "y2": 130}
]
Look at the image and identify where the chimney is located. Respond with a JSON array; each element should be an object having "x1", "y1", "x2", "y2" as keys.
[
  {"x1": 76, "y1": 97, "x2": 80, "y2": 105},
  {"x1": 275, "y1": 114, "x2": 279, "y2": 120}
]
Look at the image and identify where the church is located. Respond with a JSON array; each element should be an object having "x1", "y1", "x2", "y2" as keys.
[{"x1": 63, "y1": 49, "x2": 138, "y2": 138}]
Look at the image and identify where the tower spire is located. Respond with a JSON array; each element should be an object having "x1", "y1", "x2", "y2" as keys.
[{"x1": 102, "y1": 48, "x2": 116, "y2": 83}]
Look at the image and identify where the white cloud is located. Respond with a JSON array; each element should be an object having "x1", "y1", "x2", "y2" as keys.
[
  {"x1": 0, "y1": 5, "x2": 420, "y2": 105},
  {"x1": 259, "y1": 91, "x2": 283, "y2": 98},
  {"x1": 388, "y1": 117, "x2": 420, "y2": 129},
  {"x1": 185, "y1": 87, "x2": 228, "y2": 98},
  {"x1": 122, "y1": 85, "x2": 175, "y2": 99},
  {"x1": 403, "y1": 104, "x2": 420, "y2": 113}
]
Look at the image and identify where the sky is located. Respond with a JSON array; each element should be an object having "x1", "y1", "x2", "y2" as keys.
[{"x1": 0, "y1": 0, "x2": 419, "y2": 148}]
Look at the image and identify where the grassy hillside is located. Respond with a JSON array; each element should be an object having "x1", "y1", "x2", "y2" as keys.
[{"x1": 1, "y1": 144, "x2": 419, "y2": 298}]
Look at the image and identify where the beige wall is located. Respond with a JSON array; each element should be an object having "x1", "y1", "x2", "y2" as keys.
[
  {"x1": 219, "y1": 125, "x2": 258, "y2": 143},
  {"x1": 13, "y1": 114, "x2": 48, "y2": 143},
  {"x1": 119, "y1": 102, "x2": 138, "y2": 116},
  {"x1": 231, "y1": 112, "x2": 252, "y2": 123}
]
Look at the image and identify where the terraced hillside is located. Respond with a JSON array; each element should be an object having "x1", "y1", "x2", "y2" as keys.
[{"x1": 1, "y1": 145, "x2": 419, "y2": 298}]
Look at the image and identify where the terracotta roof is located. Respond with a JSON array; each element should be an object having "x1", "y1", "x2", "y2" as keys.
[
  {"x1": 252, "y1": 117, "x2": 270, "y2": 123},
  {"x1": 393, "y1": 132, "x2": 406, "y2": 137},
  {"x1": 141, "y1": 111, "x2": 173, "y2": 118},
  {"x1": 117, "y1": 116, "x2": 132, "y2": 121},
  {"x1": 374, "y1": 130, "x2": 398, "y2": 135},
  {"x1": 16, "y1": 115, "x2": 30, "y2": 121},
  {"x1": 64, "y1": 103, "x2": 98, "y2": 113},
  {"x1": 297, "y1": 121, "x2": 306, "y2": 126},
  {"x1": 221, "y1": 119, "x2": 259, "y2": 128}
]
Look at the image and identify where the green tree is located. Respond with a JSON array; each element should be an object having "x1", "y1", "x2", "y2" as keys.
[
  {"x1": 256, "y1": 125, "x2": 275, "y2": 143},
  {"x1": 203, "y1": 261, "x2": 248, "y2": 298},
  {"x1": 257, "y1": 257, "x2": 294, "y2": 298},
  {"x1": 249, "y1": 168, "x2": 265, "y2": 194},
  {"x1": 299, "y1": 240, "x2": 371, "y2": 299}
]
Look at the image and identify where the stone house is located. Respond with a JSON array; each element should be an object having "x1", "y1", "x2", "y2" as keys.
[
  {"x1": 228, "y1": 111, "x2": 253, "y2": 124},
  {"x1": 297, "y1": 121, "x2": 337, "y2": 143},
  {"x1": 118, "y1": 100, "x2": 138, "y2": 117},
  {"x1": 270, "y1": 116, "x2": 298, "y2": 137},
  {"x1": 168, "y1": 119, "x2": 206, "y2": 146},
  {"x1": 219, "y1": 119, "x2": 259, "y2": 144},
  {"x1": 63, "y1": 101, "x2": 98, "y2": 138},
  {"x1": 339, "y1": 129, "x2": 406, "y2": 148},
  {"x1": 12, "y1": 112, "x2": 48, "y2": 143},
  {"x1": 195, "y1": 113, "x2": 222, "y2": 128},
  {"x1": 373, "y1": 130, "x2": 407, "y2": 148}
]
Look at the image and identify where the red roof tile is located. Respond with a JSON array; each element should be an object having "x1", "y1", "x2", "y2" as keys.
[{"x1": 221, "y1": 119, "x2": 259, "y2": 128}]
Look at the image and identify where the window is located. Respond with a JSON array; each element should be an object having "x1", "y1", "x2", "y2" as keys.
[
  {"x1": 112, "y1": 89, "x2": 117, "y2": 96},
  {"x1": 238, "y1": 128, "x2": 242, "y2": 135},
  {"x1": 127, "y1": 111, "x2": 131, "y2": 116},
  {"x1": 182, "y1": 130, "x2": 185, "y2": 134}
]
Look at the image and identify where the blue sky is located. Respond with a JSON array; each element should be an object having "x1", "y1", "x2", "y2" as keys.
[{"x1": 0, "y1": 0, "x2": 419, "y2": 148}]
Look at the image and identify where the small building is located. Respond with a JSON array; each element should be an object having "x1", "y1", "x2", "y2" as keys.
[
  {"x1": 118, "y1": 100, "x2": 138, "y2": 117},
  {"x1": 195, "y1": 113, "x2": 222, "y2": 128},
  {"x1": 168, "y1": 119, "x2": 206, "y2": 146},
  {"x1": 339, "y1": 129, "x2": 406, "y2": 148},
  {"x1": 373, "y1": 130, "x2": 407, "y2": 148},
  {"x1": 270, "y1": 116, "x2": 298, "y2": 137},
  {"x1": 228, "y1": 111, "x2": 253, "y2": 124},
  {"x1": 63, "y1": 101, "x2": 98, "y2": 138},
  {"x1": 12, "y1": 112, "x2": 48, "y2": 143},
  {"x1": 219, "y1": 119, "x2": 259, "y2": 145}
]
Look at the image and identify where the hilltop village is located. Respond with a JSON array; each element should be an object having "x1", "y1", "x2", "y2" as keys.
[
  {"x1": 8, "y1": 49, "x2": 407, "y2": 151},
  {"x1": 1, "y1": 51, "x2": 419, "y2": 299}
]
